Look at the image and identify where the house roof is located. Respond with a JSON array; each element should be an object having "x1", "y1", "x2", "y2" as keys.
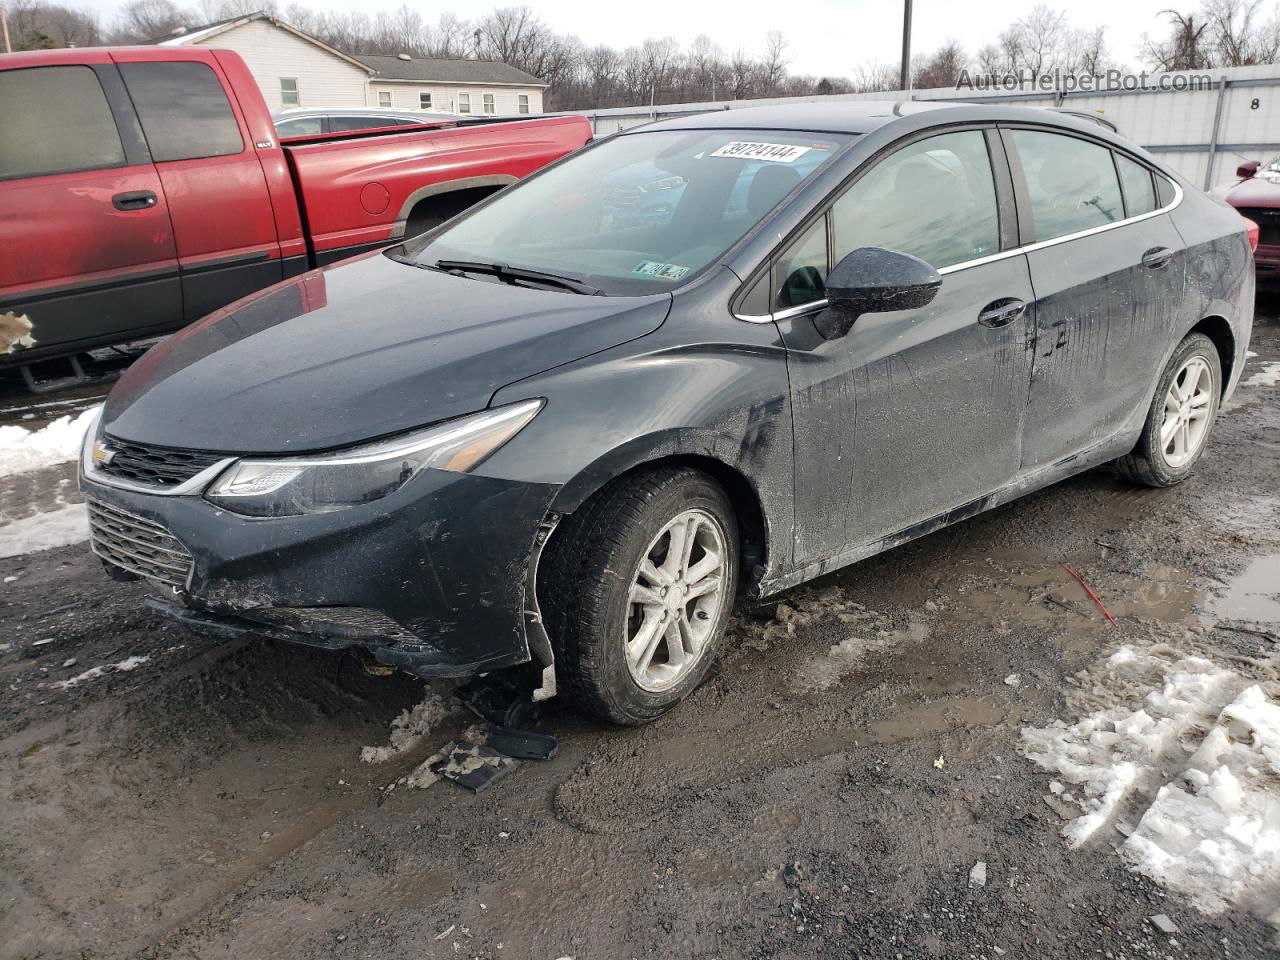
[
  {"x1": 355, "y1": 54, "x2": 546, "y2": 88},
  {"x1": 153, "y1": 12, "x2": 546, "y2": 87},
  {"x1": 154, "y1": 12, "x2": 374, "y2": 74}
]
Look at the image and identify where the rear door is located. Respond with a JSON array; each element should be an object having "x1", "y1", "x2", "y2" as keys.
[
  {"x1": 770, "y1": 128, "x2": 1037, "y2": 567},
  {"x1": 1006, "y1": 128, "x2": 1186, "y2": 470},
  {"x1": 112, "y1": 53, "x2": 283, "y2": 322},
  {"x1": 0, "y1": 57, "x2": 182, "y2": 359}
]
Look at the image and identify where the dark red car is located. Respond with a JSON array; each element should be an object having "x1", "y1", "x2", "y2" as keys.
[
  {"x1": 0, "y1": 47, "x2": 591, "y2": 368},
  {"x1": 1216, "y1": 158, "x2": 1278, "y2": 279}
]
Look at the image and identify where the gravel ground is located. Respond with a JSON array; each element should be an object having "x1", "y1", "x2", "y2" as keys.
[{"x1": 1, "y1": 302, "x2": 1277, "y2": 960}]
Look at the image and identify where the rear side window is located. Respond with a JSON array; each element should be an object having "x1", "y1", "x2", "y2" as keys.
[
  {"x1": 1155, "y1": 173, "x2": 1176, "y2": 207},
  {"x1": 1012, "y1": 130, "x2": 1123, "y2": 241},
  {"x1": 0, "y1": 66, "x2": 125, "y2": 179},
  {"x1": 1117, "y1": 154, "x2": 1157, "y2": 216},
  {"x1": 119, "y1": 61, "x2": 243, "y2": 162},
  {"x1": 831, "y1": 130, "x2": 1000, "y2": 270}
]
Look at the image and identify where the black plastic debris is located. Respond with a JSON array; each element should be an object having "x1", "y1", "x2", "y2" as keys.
[
  {"x1": 487, "y1": 726, "x2": 558, "y2": 761},
  {"x1": 431, "y1": 740, "x2": 518, "y2": 793},
  {"x1": 453, "y1": 672, "x2": 559, "y2": 762}
]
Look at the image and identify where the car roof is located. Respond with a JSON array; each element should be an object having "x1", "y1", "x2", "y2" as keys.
[
  {"x1": 634, "y1": 100, "x2": 1127, "y2": 140},
  {"x1": 273, "y1": 107, "x2": 459, "y2": 119}
]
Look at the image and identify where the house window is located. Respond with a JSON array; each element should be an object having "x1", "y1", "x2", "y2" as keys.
[
  {"x1": 419, "y1": 92, "x2": 432, "y2": 109},
  {"x1": 483, "y1": 93, "x2": 495, "y2": 114},
  {"x1": 518, "y1": 94, "x2": 529, "y2": 114},
  {"x1": 280, "y1": 77, "x2": 299, "y2": 106},
  {"x1": 378, "y1": 90, "x2": 392, "y2": 107},
  {"x1": 458, "y1": 93, "x2": 471, "y2": 113}
]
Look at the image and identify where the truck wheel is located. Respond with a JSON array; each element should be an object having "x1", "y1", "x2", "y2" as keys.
[
  {"x1": 1114, "y1": 332, "x2": 1221, "y2": 488},
  {"x1": 543, "y1": 468, "x2": 739, "y2": 725}
]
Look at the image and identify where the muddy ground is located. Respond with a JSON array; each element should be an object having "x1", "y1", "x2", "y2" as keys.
[{"x1": 1, "y1": 307, "x2": 1278, "y2": 960}]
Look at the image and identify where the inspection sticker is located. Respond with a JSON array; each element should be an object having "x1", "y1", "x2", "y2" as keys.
[
  {"x1": 634, "y1": 260, "x2": 690, "y2": 280},
  {"x1": 710, "y1": 141, "x2": 812, "y2": 163}
]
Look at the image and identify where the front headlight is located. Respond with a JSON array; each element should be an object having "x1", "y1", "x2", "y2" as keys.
[{"x1": 205, "y1": 399, "x2": 543, "y2": 517}]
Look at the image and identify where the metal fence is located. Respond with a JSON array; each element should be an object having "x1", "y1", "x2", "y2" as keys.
[{"x1": 572, "y1": 63, "x2": 1280, "y2": 191}]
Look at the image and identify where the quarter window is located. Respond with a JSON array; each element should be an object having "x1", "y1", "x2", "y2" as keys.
[
  {"x1": 280, "y1": 77, "x2": 299, "y2": 106},
  {"x1": 831, "y1": 130, "x2": 1000, "y2": 270},
  {"x1": 0, "y1": 65, "x2": 125, "y2": 178},
  {"x1": 483, "y1": 93, "x2": 495, "y2": 114},
  {"x1": 458, "y1": 93, "x2": 471, "y2": 114},
  {"x1": 1116, "y1": 154, "x2": 1157, "y2": 216},
  {"x1": 774, "y1": 216, "x2": 829, "y2": 309},
  {"x1": 419, "y1": 92, "x2": 432, "y2": 109},
  {"x1": 119, "y1": 62, "x2": 243, "y2": 162},
  {"x1": 518, "y1": 94, "x2": 530, "y2": 114},
  {"x1": 1011, "y1": 130, "x2": 1123, "y2": 241}
]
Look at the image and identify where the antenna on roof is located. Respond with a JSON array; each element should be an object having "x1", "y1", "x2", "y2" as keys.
[{"x1": 397, "y1": 53, "x2": 411, "y2": 61}]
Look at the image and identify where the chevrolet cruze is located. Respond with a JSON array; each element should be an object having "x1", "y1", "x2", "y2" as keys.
[{"x1": 81, "y1": 102, "x2": 1254, "y2": 724}]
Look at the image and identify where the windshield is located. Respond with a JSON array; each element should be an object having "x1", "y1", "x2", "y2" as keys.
[{"x1": 401, "y1": 128, "x2": 852, "y2": 295}]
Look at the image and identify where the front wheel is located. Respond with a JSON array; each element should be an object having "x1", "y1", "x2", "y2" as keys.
[
  {"x1": 1114, "y1": 332, "x2": 1222, "y2": 487},
  {"x1": 542, "y1": 468, "x2": 739, "y2": 725}
]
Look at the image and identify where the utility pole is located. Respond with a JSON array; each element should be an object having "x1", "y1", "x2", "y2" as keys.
[
  {"x1": 899, "y1": 0, "x2": 913, "y2": 93},
  {"x1": 2, "y1": 2, "x2": 13, "y2": 55}
]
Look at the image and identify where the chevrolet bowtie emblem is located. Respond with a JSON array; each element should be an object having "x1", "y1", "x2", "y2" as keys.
[{"x1": 91, "y1": 441, "x2": 116, "y2": 467}]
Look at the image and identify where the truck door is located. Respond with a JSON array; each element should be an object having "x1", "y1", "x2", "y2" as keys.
[
  {"x1": 0, "y1": 57, "x2": 182, "y2": 360},
  {"x1": 112, "y1": 53, "x2": 283, "y2": 322}
]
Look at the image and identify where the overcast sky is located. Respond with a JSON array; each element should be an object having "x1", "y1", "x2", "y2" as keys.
[{"x1": 77, "y1": 0, "x2": 1187, "y2": 76}]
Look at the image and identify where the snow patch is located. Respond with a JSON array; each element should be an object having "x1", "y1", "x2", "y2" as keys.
[
  {"x1": 1243, "y1": 361, "x2": 1280, "y2": 388},
  {"x1": 0, "y1": 502, "x2": 89, "y2": 558},
  {"x1": 360, "y1": 687, "x2": 453, "y2": 764},
  {"x1": 0, "y1": 406, "x2": 99, "y2": 478},
  {"x1": 55, "y1": 654, "x2": 151, "y2": 690},
  {"x1": 1022, "y1": 644, "x2": 1280, "y2": 925}
]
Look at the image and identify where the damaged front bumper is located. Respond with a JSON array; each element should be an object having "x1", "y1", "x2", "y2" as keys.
[{"x1": 80, "y1": 466, "x2": 561, "y2": 680}]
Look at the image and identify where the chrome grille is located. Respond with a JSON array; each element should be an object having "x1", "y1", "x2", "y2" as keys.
[
  {"x1": 87, "y1": 498, "x2": 193, "y2": 590},
  {"x1": 98, "y1": 436, "x2": 225, "y2": 489}
]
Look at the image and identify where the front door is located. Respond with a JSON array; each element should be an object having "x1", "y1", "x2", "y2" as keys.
[
  {"x1": 773, "y1": 129, "x2": 1036, "y2": 568},
  {"x1": 0, "y1": 59, "x2": 182, "y2": 357}
]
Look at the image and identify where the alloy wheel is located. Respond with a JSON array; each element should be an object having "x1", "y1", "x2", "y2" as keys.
[
  {"x1": 1160, "y1": 355, "x2": 1214, "y2": 468},
  {"x1": 624, "y1": 508, "x2": 728, "y2": 692}
]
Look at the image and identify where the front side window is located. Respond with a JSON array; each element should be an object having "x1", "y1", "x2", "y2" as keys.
[
  {"x1": 404, "y1": 129, "x2": 851, "y2": 296},
  {"x1": 774, "y1": 216, "x2": 829, "y2": 309},
  {"x1": 483, "y1": 93, "x2": 495, "y2": 114},
  {"x1": 119, "y1": 61, "x2": 243, "y2": 162},
  {"x1": 276, "y1": 116, "x2": 322, "y2": 137},
  {"x1": 0, "y1": 65, "x2": 125, "y2": 179},
  {"x1": 280, "y1": 77, "x2": 299, "y2": 106},
  {"x1": 518, "y1": 94, "x2": 530, "y2": 114},
  {"x1": 419, "y1": 92, "x2": 432, "y2": 109},
  {"x1": 1012, "y1": 129, "x2": 1123, "y2": 241},
  {"x1": 377, "y1": 90, "x2": 392, "y2": 107},
  {"x1": 458, "y1": 93, "x2": 471, "y2": 114},
  {"x1": 1117, "y1": 154, "x2": 1157, "y2": 216},
  {"x1": 831, "y1": 130, "x2": 999, "y2": 270},
  {"x1": 330, "y1": 115, "x2": 395, "y2": 132}
]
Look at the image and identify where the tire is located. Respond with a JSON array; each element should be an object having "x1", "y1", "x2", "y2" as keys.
[
  {"x1": 541, "y1": 467, "x2": 739, "y2": 725},
  {"x1": 1114, "y1": 332, "x2": 1222, "y2": 488}
]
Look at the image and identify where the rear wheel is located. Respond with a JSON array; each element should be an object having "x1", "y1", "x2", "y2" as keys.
[
  {"x1": 1114, "y1": 332, "x2": 1221, "y2": 487},
  {"x1": 542, "y1": 468, "x2": 739, "y2": 725}
]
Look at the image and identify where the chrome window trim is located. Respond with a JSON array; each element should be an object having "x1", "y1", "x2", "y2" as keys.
[{"x1": 733, "y1": 178, "x2": 1183, "y2": 323}]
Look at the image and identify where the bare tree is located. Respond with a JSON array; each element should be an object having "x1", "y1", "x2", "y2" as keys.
[
  {"x1": 110, "y1": 0, "x2": 195, "y2": 42},
  {"x1": 760, "y1": 30, "x2": 788, "y2": 95},
  {"x1": 912, "y1": 40, "x2": 966, "y2": 89}
]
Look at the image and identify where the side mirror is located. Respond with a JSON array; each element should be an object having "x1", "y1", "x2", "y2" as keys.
[
  {"x1": 1237, "y1": 160, "x2": 1261, "y2": 179},
  {"x1": 814, "y1": 247, "x2": 942, "y2": 340}
]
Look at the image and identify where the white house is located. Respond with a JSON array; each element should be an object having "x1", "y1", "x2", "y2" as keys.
[{"x1": 156, "y1": 13, "x2": 546, "y2": 115}]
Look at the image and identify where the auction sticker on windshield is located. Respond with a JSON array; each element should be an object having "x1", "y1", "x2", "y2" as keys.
[
  {"x1": 711, "y1": 141, "x2": 812, "y2": 163},
  {"x1": 634, "y1": 260, "x2": 690, "y2": 280}
]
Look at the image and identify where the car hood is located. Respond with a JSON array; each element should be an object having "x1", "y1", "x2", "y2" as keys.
[
  {"x1": 1216, "y1": 174, "x2": 1280, "y2": 207},
  {"x1": 103, "y1": 251, "x2": 671, "y2": 454}
]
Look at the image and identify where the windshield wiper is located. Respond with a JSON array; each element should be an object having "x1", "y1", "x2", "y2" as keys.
[{"x1": 435, "y1": 259, "x2": 601, "y2": 296}]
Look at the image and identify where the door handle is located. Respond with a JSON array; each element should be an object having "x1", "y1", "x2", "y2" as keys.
[
  {"x1": 977, "y1": 297, "x2": 1026, "y2": 328},
  {"x1": 112, "y1": 190, "x2": 157, "y2": 211},
  {"x1": 1141, "y1": 246, "x2": 1173, "y2": 269}
]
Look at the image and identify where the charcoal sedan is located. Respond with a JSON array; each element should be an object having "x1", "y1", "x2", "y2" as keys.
[{"x1": 80, "y1": 102, "x2": 1254, "y2": 724}]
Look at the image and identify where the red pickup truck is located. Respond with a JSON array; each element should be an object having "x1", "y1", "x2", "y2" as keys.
[{"x1": 0, "y1": 46, "x2": 591, "y2": 368}]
